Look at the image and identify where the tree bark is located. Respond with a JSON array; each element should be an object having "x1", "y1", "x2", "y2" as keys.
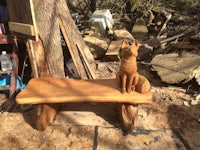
[{"x1": 31, "y1": 0, "x2": 96, "y2": 79}]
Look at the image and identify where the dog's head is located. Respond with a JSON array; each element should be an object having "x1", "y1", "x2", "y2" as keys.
[{"x1": 119, "y1": 39, "x2": 139, "y2": 59}]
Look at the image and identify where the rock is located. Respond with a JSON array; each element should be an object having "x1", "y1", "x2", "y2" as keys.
[
  {"x1": 151, "y1": 53, "x2": 200, "y2": 84},
  {"x1": 191, "y1": 94, "x2": 200, "y2": 105},
  {"x1": 192, "y1": 66, "x2": 200, "y2": 85},
  {"x1": 96, "y1": 62, "x2": 107, "y2": 71},
  {"x1": 83, "y1": 35, "x2": 109, "y2": 59},
  {"x1": 114, "y1": 29, "x2": 134, "y2": 40},
  {"x1": 183, "y1": 101, "x2": 190, "y2": 107},
  {"x1": 105, "y1": 40, "x2": 123, "y2": 61},
  {"x1": 138, "y1": 44, "x2": 153, "y2": 61},
  {"x1": 191, "y1": 100, "x2": 199, "y2": 105},
  {"x1": 132, "y1": 18, "x2": 148, "y2": 41}
]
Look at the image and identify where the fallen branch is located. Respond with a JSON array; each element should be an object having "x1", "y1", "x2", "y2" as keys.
[
  {"x1": 156, "y1": 11, "x2": 172, "y2": 38},
  {"x1": 147, "y1": 28, "x2": 197, "y2": 49},
  {"x1": 160, "y1": 30, "x2": 193, "y2": 44}
]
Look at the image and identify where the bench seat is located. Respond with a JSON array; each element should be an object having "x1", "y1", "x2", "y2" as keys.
[{"x1": 16, "y1": 77, "x2": 152, "y2": 105}]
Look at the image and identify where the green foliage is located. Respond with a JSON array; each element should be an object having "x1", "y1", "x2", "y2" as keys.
[{"x1": 130, "y1": 0, "x2": 137, "y2": 12}]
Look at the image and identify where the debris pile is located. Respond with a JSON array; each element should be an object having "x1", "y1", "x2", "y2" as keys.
[{"x1": 74, "y1": 2, "x2": 199, "y2": 84}]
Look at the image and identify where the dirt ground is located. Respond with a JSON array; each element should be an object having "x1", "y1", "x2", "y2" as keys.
[
  {"x1": 0, "y1": 61, "x2": 199, "y2": 150},
  {"x1": 0, "y1": 0, "x2": 200, "y2": 150}
]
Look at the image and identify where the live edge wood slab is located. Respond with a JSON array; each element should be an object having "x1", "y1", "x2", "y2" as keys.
[{"x1": 16, "y1": 77, "x2": 152, "y2": 105}]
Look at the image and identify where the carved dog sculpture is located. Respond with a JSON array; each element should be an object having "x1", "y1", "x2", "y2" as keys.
[
  {"x1": 116, "y1": 39, "x2": 139, "y2": 93},
  {"x1": 116, "y1": 39, "x2": 151, "y2": 133}
]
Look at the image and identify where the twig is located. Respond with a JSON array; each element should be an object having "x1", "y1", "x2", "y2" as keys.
[
  {"x1": 160, "y1": 28, "x2": 196, "y2": 45},
  {"x1": 93, "y1": 126, "x2": 98, "y2": 150},
  {"x1": 156, "y1": 11, "x2": 172, "y2": 38},
  {"x1": 172, "y1": 128, "x2": 192, "y2": 150}
]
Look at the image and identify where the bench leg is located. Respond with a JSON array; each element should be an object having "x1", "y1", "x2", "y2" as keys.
[
  {"x1": 35, "y1": 103, "x2": 61, "y2": 131},
  {"x1": 117, "y1": 103, "x2": 138, "y2": 133}
]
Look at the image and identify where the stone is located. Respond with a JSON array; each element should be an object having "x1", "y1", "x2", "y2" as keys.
[
  {"x1": 114, "y1": 29, "x2": 134, "y2": 40},
  {"x1": 151, "y1": 53, "x2": 200, "y2": 84},
  {"x1": 138, "y1": 44, "x2": 153, "y2": 61},
  {"x1": 132, "y1": 18, "x2": 148, "y2": 41},
  {"x1": 83, "y1": 35, "x2": 109, "y2": 59}
]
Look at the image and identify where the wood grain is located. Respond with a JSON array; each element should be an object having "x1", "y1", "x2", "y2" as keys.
[
  {"x1": 8, "y1": 22, "x2": 35, "y2": 36},
  {"x1": 16, "y1": 78, "x2": 152, "y2": 105}
]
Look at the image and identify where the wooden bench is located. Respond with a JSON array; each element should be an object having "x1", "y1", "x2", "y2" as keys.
[{"x1": 16, "y1": 77, "x2": 152, "y2": 132}]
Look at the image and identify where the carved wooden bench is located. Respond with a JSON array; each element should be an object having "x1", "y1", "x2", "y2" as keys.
[{"x1": 16, "y1": 77, "x2": 152, "y2": 132}]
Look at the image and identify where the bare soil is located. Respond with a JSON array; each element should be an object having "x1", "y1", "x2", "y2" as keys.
[{"x1": 0, "y1": 60, "x2": 199, "y2": 150}]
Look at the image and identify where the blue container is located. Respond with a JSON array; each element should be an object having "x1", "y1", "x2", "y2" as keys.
[
  {"x1": 0, "y1": 75, "x2": 26, "y2": 93},
  {"x1": 0, "y1": 6, "x2": 7, "y2": 23}
]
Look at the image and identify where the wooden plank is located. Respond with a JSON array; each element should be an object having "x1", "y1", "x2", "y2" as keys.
[
  {"x1": 0, "y1": 70, "x2": 11, "y2": 74},
  {"x1": 16, "y1": 78, "x2": 152, "y2": 105},
  {"x1": 58, "y1": 16, "x2": 81, "y2": 78},
  {"x1": 8, "y1": 22, "x2": 35, "y2": 36},
  {"x1": 29, "y1": 0, "x2": 38, "y2": 40},
  {"x1": 76, "y1": 43, "x2": 96, "y2": 79},
  {"x1": 0, "y1": 85, "x2": 10, "y2": 91},
  {"x1": 57, "y1": 0, "x2": 96, "y2": 79},
  {"x1": 6, "y1": 0, "x2": 38, "y2": 40}
]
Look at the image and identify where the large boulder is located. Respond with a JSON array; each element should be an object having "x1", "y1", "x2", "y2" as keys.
[
  {"x1": 151, "y1": 53, "x2": 200, "y2": 84},
  {"x1": 83, "y1": 34, "x2": 109, "y2": 59}
]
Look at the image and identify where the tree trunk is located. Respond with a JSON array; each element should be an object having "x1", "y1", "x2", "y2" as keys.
[
  {"x1": 30, "y1": 0, "x2": 95, "y2": 79},
  {"x1": 26, "y1": 0, "x2": 96, "y2": 130}
]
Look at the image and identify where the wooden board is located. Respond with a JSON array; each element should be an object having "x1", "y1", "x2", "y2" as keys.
[
  {"x1": 8, "y1": 22, "x2": 35, "y2": 36},
  {"x1": 16, "y1": 78, "x2": 152, "y2": 105},
  {"x1": 6, "y1": 0, "x2": 38, "y2": 40},
  {"x1": 57, "y1": 0, "x2": 96, "y2": 79}
]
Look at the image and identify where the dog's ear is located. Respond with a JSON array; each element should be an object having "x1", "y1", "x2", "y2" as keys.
[
  {"x1": 131, "y1": 40, "x2": 139, "y2": 57},
  {"x1": 132, "y1": 39, "x2": 139, "y2": 48},
  {"x1": 121, "y1": 40, "x2": 128, "y2": 48}
]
